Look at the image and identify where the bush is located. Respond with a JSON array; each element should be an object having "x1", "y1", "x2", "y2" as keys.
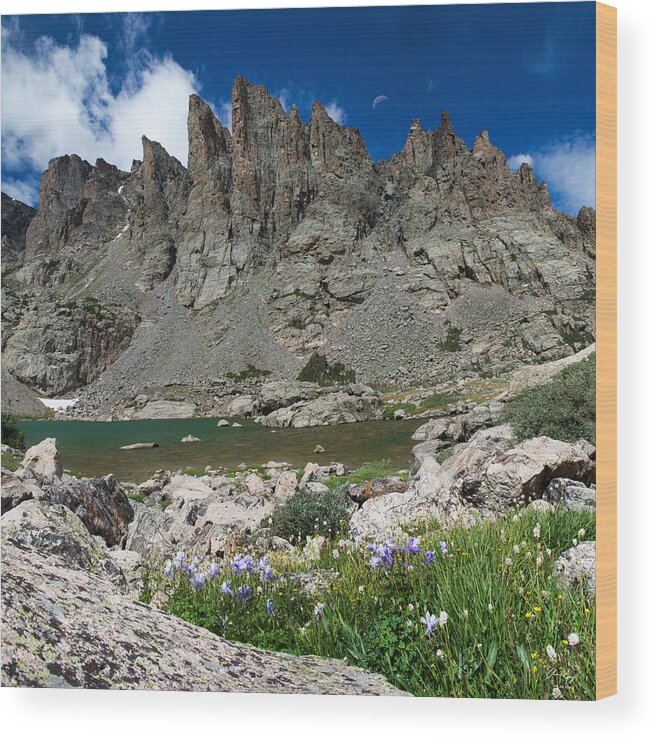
[
  {"x1": 265, "y1": 487, "x2": 352, "y2": 541},
  {"x1": 298, "y1": 353, "x2": 356, "y2": 386},
  {"x1": 502, "y1": 354, "x2": 596, "y2": 443},
  {"x1": 1, "y1": 413, "x2": 26, "y2": 450},
  {"x1": 439, "y1": 325, "x2": 462, "y2": 352},
  {"x1": 227, "y1": 364, "x2": 272, "y2": 382}
]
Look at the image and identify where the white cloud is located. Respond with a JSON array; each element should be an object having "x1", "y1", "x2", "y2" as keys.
[
  {"x1": 324, "y1": 101, "x2": 346, "y2": 125},
  {"x1": 1, "y1": 176, "x2": 39, "y2": 206},
  {"x1": 216, "y1": 100, "x2": 233, "y2": 132},
  {"x1": 508, "y1": 136, "x2": 595, "y2": 213},
  {"x1": 508, "y1": 153, "x2": 534, "y2": 170},
  {"x1": 1, "y1": 26, "x2": 199, "y2": 178}
]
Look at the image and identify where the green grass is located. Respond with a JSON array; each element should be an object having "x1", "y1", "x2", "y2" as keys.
[
  {"x1": 439, "y1": 325, "x2": 462, "y2": 353},
  {"x1": 382, "y1": 401, "x2": 416, "y2": 420},
  {"x1": 128, "y1": 492, "x2": 146, "y2": 504},
  {"x1": 382, "y1": 392, "x2": 457, "y2": 420},
  {"x1": 183, "y1": 467, "x2": 208, "y2": 477},
  {"x1": 502, "y1": 354, "x2": 596, "y2": 444},
  {"x1": 1, "y1": 452, "x2": 20, "y2": 472},
  {"x1": 323, "y1": 459, "x2": 402, "y2": 490},
  {"x1": 144, "y1": 507, "x2": 596, "y2": 699}
]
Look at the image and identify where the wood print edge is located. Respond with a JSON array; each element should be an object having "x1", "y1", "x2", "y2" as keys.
[{"x1": 595, "y1": 0, "x2": 617, "y2": 701}]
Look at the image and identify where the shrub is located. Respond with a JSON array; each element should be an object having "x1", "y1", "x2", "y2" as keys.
[
  {"x1": 265, "y1": 486, "x2": 352, "y2": 541},
  {"x1": 1, "y1": 452, "x2": 20, "y2": 471},
  {"x1": 502, "y1": 354, "x2": 596, "y2": 443},
  {"x1": 439, "y1": 325, "x2": 462, "y2": 352},
  {"x1": 298, "y1": 353, "x2": 356, "y2": 386},
  {"x1": 419, "y1": 392, "x2": 458, "y2": 411},
  {"x1": 1, "y1": 413, "x2": 26, "y2": 450},
  {"x1": 382, "y1": 401, "x2": 415, "y2": 419},
  {"x1": 227, "y1": 364, "x2": 272, "y2": 381}
]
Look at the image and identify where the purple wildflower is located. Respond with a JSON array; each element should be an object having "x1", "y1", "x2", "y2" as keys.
[
  {"x1": 421, "y1": 612, "x2": 438, "y2": 637},
  {"x1": 164, "y1": 559, "x2": 173, "y2": 577},
  {"x1": 439, "y1": 541, "x2": 448, "y2": 554},
  {"x1": 209, "y1": 562, "x2": 220, "y2": 578},
  {"x1": 266, "y1": 599, "x2": 274, "y2": 615},
  {"x1": 232, "y1": 553, "x2": 254, "y2": 574},
  {"x1": 237, "y1": 584, "x2": 253, "y2": 602},
  {"x1": 424, "y1": 551, "x2": 435, "y2": 567},
  {"x1": 221, "y1": 580, "x2": 233, "y2": 596},
  {"x1": 260, "y1": 566, "x2": 275, "y2": 582},
  {"x1": 404, "y1": 536, "x2": 421, "y2": 554},
  {"x1": 314, "y1": 602, "x2": 325, "y2": 620},
  {"x1": 190, "y1": 572, "x2": 205, "y2": 590},
  {"x1": 173, "y1": 551, "x2": 185, "y2": 569}
]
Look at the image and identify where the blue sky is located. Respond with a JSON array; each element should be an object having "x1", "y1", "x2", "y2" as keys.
[{"x1": 1, "y1": 3, "x2": 596, "y2": 213}]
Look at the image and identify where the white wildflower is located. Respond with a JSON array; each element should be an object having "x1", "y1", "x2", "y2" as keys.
[
  {"x1": 552, "y1": 687, "x2": 562, "y2": 699},
  {"x1": 578, "y1": 528, "x2": 586, "y2": 539},
  {"x1": 513, "y1": 544, "x2": 520, "y2": 554},
  {"x1": 546, "y1": 645, "x2": 557, "y2": 663},
  {"x1": 438, "y1": 611, "x2": 449, "y2": 628},
  {"x1": 567, "y1": 632, "x2": 580, "y2": 646},
  {"x1": 533, "y1": 524, "x2": 541, "y2": 539}
]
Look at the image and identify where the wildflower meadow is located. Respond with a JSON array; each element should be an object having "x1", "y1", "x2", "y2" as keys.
[{"x1": 142, "y1": 506, "x2": 596, "y2": 699}]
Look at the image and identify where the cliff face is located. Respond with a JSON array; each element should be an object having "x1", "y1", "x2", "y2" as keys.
[
  {"x1": 1, "y1": 193, "x2": 35, "y2": 269},
  {"x1": 1, "y1": 77, "x2": 595, "y2": 403}
]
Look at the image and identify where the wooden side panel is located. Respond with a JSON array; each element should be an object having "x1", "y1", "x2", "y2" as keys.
[{"x1": 595, "y1": 1, "x2": 617, "y2": 701}]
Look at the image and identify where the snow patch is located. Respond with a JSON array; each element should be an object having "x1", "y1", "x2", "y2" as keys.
[{"x1": 39, "y1": 398, "x2": 79, "y2": 413}]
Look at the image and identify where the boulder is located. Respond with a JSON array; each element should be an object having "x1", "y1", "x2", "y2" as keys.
[
  {"x1": 0, "y1": 500, "x2": 406, "y2": 694},
  {"x1": 243, "y1": 473, "x2": 268, "y2": 496},
  {"x1": 314, "y1": 444, "x2": 326, "y2": 454},
  {"x1": 227, "y1": 395, "x2": 260, "y2": 417},
  {"x1": 393, "y1": 408, "x2": 407, "y2": 420},
  {"x1": 543, "y1": 478, "x2": 596, "y2": 511},
  {"x1": 44, "y1": 474, "x2": 134, "y2": 547},
  {"x1": 347, "y1": 476, "x2": 408, "y2": 504},
  {"x1": 411, "y1": 418, "x2": 449, "y2": 442},
  {"x1": 554, "y1": 541, "x2": 596, "y2": 598},
  {"x1": 256, "y1": 387, "x2": 380, "y2": 428},
  {"x1": 350, "y1": 425, "x2": 594, "y2": 539},
  {"x1": 258, "y1": 380, "x2": 322, "y2": 413},
  {"x1": 1, "y1": 477, "x2": 44, "y2": 514},
  {"x1": 216, "y1": 419, "x2": 230, "y2": 427},
  {"x1": 21, "y1": 438, "x2": 62, "y2": 479},
  {"x1": 273, "y1": 470, "x2": 298, "y2": 501},
  {"x1": 181, "y1": 434, "x2": 201, "y2": 443},
  {"x1": 120, "y1": 442, "x2": 159, "y2": 450},
  {"x1": 1, "y1": 500, "x2": 125, "y2": 587},
  {"x1": 411, "y1": 438, "x2": 450, "y2": 462}
]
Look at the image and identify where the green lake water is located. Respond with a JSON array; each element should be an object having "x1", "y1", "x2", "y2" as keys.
[{"x1": 19, "y1": 417, "x2": 423, "y2": 483}]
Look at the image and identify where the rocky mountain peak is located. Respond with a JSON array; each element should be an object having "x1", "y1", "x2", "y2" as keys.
[{"x1": 1, "y1": 192, "x2": 35, "y2": 268}]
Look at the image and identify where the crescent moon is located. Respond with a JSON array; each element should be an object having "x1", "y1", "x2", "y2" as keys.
[{"x1": 372, "y1": 95, "x2": 389, "y2": 109}]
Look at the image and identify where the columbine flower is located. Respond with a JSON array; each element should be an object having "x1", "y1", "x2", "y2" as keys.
[
  {"x1": 266, "y1": 599, "x2": 274, "y2": 615},
  {"x1": 438, "y1": 541, "x2": 448, "y2": 554},
  {"x1": 421, "y1": 612, "x2": 438, "y2": 637},
  {"x1": 260, "y1": 566, "x2": 275, "y2": 582},
  {"x1": 546, "y1": 645, "x2": 557, "y2": 663},
  {"x1": 424, "y1": 551, "x2": 436, "y2": 567},
  {"x1": 438, "y1": 611, "x2": 448, "y2": 628},
  {"x1": 209, "y1": 562, "x2": 220, "y2": 578},
  {"x1": 314, "y1": 602, "x2": 325, "y2": 620},
  {"x1": 174, "y1": 551, "x2": 185, "y2": 569},
  {"x1": 552, "y1": 687, "x2": 562, "y2": 699},
  {"x1": 256, "y1": 556, "x2": 270, "y2": 571},
  {"x1": 567, "y1": 632, "x2": 580, "y2": 646},
  {"x1": 190, "y1": 572, "x2": 205, "y2": 590},
  {"x1": 232, "y1": 553, "x2": 254, "y2": 573},
  {"x1": 404, "y1": 536, "x2": 421, "y2": 554},
  {"x1": 221, "y1": 580, "x2": 233, "y2": 596},
  {"x1": 237, "y1": 584, "x2": 253, "y2": 602}
]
